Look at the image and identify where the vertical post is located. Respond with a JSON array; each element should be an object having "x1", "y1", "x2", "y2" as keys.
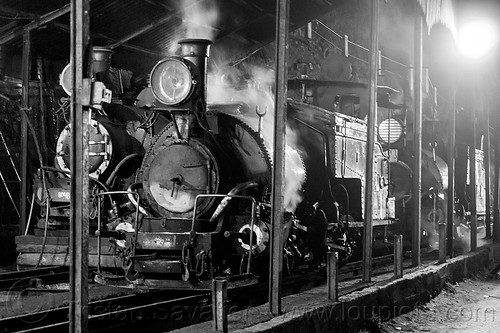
[
  {"x1": 394, "y1": 235, "x2": 403, "y2": 278},
  {"x1": 69, "y1": 0, "x2": 90, "y2": 332},
  {"x1": 412, "y1": 7, "x2": 424, "y2": 267},
  {"x1": 485, "y1": 99, "x2": 491, "y2": 238},
  {"x1": 470, "y1": 111, "x2": 477, "y2": 251},
  {"x1": 378, "y1": 50, "x2": 382, "y2": 75},
  {"x1": 494, "y1": 102, "x2": 500, "y2": 243},
  {"x1": 37, "y1": 56, "x2": 49, "y2": 159},
  {"x1": 327, "y1": 251, "x2": 338, "y2": 301},
  {"x1": 20, "y1": 30, "x2": 30, "y2": 235},
  {"x1": 438, "y1": 223, "x2": 446, "y2": 264},
  {"x1": 212, "y1": 279, "x2": 228, "y2": 333},
  {"x1": 362, "y1": 0, "x2": 379, "y2": 283},
  {"x1": 269, "y1": 0, "x2": 289, "y2": 316},
  {"x1": 447, "y1": 93, "x2": 456, "y2": 257},
  {"x1": 344, "y1": 35, "x2": 349, "y2": 57}
]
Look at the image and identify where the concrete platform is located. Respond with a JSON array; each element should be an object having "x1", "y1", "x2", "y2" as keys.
[{"x1": 172, "y1": 243, "x2": 499, "y2": 333}]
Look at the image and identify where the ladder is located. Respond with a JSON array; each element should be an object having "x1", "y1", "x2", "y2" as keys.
[{"x1": 0, "y1": 130, "x2": 22, "y2": 217}]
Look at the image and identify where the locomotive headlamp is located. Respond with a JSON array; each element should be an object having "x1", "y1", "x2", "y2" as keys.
[
  {"x1": 60, "y1": 63, "x2": 72, "y2": 96},
  {"x1": 150, "y1": 58, "x2": 195, "y2": 106},
  {"x1": 378, "y1": 117, "x2": 404, "y2": 145}
]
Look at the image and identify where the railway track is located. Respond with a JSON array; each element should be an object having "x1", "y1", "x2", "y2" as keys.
[
  {"x1": 0, "y1": 266, "x2": 78, "y2": 292},
  {"x1": 0, "y1": 288, "x2": 210, "y2": 333},
  {"x1": 0, "y1": 251, "x2": 413, "y2": 332}
]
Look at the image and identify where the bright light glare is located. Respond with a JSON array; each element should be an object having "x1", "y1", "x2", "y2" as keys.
[{"x1": 457, "y1": 20, "x2": 498, "y2": 59}]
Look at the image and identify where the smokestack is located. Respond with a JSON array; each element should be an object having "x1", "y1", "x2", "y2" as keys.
[
  {"x1": 92, "y1": 46, "x2": 113, "y2": 76},
  {"x1": 178, "y1": 39, "x2": 212, "y2": 103}
]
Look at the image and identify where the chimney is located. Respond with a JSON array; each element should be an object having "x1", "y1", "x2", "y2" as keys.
[{"x1": 177, "y1": 39, "x2": 212, "y2": 103}]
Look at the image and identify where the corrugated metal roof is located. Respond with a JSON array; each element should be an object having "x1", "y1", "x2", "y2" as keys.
[
  {"x1": 0, "y1": 0, "x2": 338, "y2": 73},
  {"x1": 0, "y1": 0, "x2": 462, "y2": 76}
]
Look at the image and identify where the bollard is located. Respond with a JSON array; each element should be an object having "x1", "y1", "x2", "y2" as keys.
[
  {"x1": 212, "y1": 278, "x2": 228, "y2": 333},
  {"x1": 327, "y1": 251, "x2": 338, "y2": 301},
  {"x1": 438, "y1": 223, "x2": 446, "y2": 264},
  {"x1": 394, "y1": 235, "x2": 403, "y2": 278}
]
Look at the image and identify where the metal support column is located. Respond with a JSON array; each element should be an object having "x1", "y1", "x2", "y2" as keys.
[
  {"x1": 493, "y1": 99, "x2": 500, "y2": 243},
  {"x1": 485, "y1": 99, "x2": 491, "y2": 239},
  {"x1": 69, "y1": 0, "x2": 90, "y2": 332},
  {"x1": 494, "y1": 104, "x2": 500, "y2": 243},
  {"x1": 327, "y1": 251, "x2": 338, "y2": 301},
  {"x1": 212, "y1": 279, "x2": 228, "y2": 333},
  {"x1": 447, "y1": 93, "x2": 456, "y2": 257},
  {"x1": 412, "y1": 8, "x2": 424, "y2": 267},
  {"x1": 438, "y1": 223, "x2": 446, "y2": 264},
  {"x1": 20, "y1": 30, "x2": 30, "y2": 235},
  {"x1": 393, "y1": 235, "x2": 403, "y2": 278},
  {"x1": 470, "y1": 109, "x2": 477, "y2": 251},
  {"x1": 362, "y1": 0, "x2": 379, "y2": 283},
  {"x1": 269, "y1": 0, "x2": 289, "y2": 316}
]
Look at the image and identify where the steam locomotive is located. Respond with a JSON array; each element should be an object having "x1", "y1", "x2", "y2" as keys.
[{"x1": 20, "y1": 38, "x2": 440, "y2": 290}]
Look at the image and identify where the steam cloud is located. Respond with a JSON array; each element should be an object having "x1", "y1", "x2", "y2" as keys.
[
  {"x1": 207, "y1": 66, "x2": 307, "y2": 212},
  {"x1": 170, "y1": 0, "x2": 220, "y2": 53}
]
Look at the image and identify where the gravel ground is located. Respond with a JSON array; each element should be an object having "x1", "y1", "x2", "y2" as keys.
[{"x1": 374, "y1": 270, "x2": 500, "y2": 333}]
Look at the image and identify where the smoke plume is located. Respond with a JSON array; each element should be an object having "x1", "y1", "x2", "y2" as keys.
[{"x1": 170, "y1": 0, "x2": 220, "y2": 52}]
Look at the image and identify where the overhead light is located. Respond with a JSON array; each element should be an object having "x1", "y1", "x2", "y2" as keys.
[{"x1": 457, "y1": 20, "x2": 498, "y2": 59}]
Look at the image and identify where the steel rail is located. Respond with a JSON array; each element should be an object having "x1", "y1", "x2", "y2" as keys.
[{"x1": 0, "y1": 290, "x2": 208, "y2": 332}]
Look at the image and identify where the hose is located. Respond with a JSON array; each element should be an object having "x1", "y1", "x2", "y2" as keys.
[
  {"x1": 127, "y1": 183, "x2": 149, "y2": 216},
  {"x1": 104, "y1": 153, "x2": 142, "y2": 187}
]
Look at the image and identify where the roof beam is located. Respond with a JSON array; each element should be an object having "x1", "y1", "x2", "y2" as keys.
[
  {"x1": 0, "y1": 5, "x2": 38, "y2": 19},
  {"x1": 51, "y1": 21, "x2": 163, "y2": 58},
  {"x1": 0, "y1": 3, "x2": 71, "y2": 45},
  {"x1": 0, "y1": 21, "x2": 19, "y2": 36},
  {"x1": 106, "y1": 0, "x2": 205, "y2": 49}
]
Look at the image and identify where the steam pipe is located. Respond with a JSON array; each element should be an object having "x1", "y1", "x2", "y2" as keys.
[{"x1": 209, "y1": 181, "x2": 259, "y2": 223}]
